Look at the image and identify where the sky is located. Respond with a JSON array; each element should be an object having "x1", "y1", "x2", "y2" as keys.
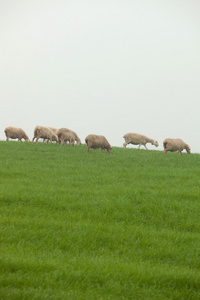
[{"x1": 1, "y1": 0, "x2": 200, "y2": 152}]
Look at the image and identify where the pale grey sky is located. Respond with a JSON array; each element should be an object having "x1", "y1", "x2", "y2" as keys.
[{"x1": 1, "y1": 1, "x2": 200, "y2": 152}]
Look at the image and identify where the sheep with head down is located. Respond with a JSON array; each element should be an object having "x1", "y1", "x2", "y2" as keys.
[
  {"x1": 43, "y1": 127, "x2": 59, "y2": 143},
  {"x1": 163, "y1": 138, "x2": 191, "y2": 156},
  {"x1": 4, "y1": 126, "x2": 30, "y2": 142},
  {"x1": 85, "y1": 134, "x2": 112, "y2": 153},
  {"x1": 57, "y1": 128, "x2": 81, "y2": 145},
  {"x1": 57, "y1": 129, "x2": 76, "y2": 146},
  {"x1": 32, "y1": 125, "x2": 58, "y2": 144},
  {"x1": 123, "y1": 132, "x2": 159, "y2": 150}
]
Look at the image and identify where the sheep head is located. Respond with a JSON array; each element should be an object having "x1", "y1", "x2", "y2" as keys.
[
  {"x1": 185, "y1": 144, "x2": 191, "y2": 154},
  {"x1": 53, "y1": 134, "x2": 58, "y2": 142},
  {"x1": 108, "y1": 146, "x2": 112, "y2": 153},
  {"x1": 152, "y1": 140, "x2": 159, "y2": 147}
]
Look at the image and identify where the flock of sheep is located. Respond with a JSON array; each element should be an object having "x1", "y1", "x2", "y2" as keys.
[{"x1": 4, "y1": 125, "x2": 191, "y2": 156}]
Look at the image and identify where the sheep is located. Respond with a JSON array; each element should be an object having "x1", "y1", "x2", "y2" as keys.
[
  {"x1": 57, "y1": 129, "x2": 76, "y2": 146},
  {"x1": 163, "y1": 138, "x2": 191, "y2": 156},
  {"x1": 43, "y1": 127, "x2": 59, "y2": 143},
  {"x1": 123, "y1": 132, "x2": 159, "y2": 150},
  {"x1": 4, "y1": 126, "x2": 30, "y2": 142},
  {"x1": 85, "y1": 134, "x2": 112, "y2": 153},
  {"x1": 32, "y1": 125, "x2": 58, "y2": 144},
  {"x1": 57, "y1": 128, "x2": 81, "y2": 145}
]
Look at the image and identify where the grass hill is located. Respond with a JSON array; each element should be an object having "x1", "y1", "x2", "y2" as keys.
[{"x1": 1, "y1": 141, "x2": 200, "y2": 299}]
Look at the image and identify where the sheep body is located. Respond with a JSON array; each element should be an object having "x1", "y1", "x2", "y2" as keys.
[
  {"x1": 57, "y1": 129, "x2": 76, "y2": 146},
  {"x1": 163, "y1": 138, "x2": 191, "y2": 156},
  {"x1": 85, "y1": 134, "x2": 112, "y2": 153},
  {"x1": 57, "y1": 128, "x2": 81, "y2": 145},
  {"x1": 32, "y1": 125, "x2": 58, "y2": 143},
  {"x1": 44, "y1": 127, "x2": 59, "y2": 143},
  {"x1": 123, "y1": 132, "x2": 159, "y2": 150},
  {"x1": 4, "y1": 126, "x2": 30, "y2": 142}
]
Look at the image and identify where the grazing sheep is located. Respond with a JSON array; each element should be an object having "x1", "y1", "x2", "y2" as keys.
[
  {"x1": 57, "y1": 129, "x2": 76, "y2": 146},
  {"x1": 57, "y1": 128, "x2": 81, "y2": 145},
  {"x1": 4, "y1": 126, "x2": 30, "y2": 142},
  {"x1": 32, "y1": 125, "x2": 58, "y2": 144},
  {"x1": 85, "y1": 134, "x2": 112, "y2": 153},
  {"x1": 163, "y1": 138, "x2": 191, "y2": 156},
  {"x1": 123, "y1": 132, "x2": 159, "y2": 150},
  {"x1": 44, "y1": 127, "x2": 59, "y2": 143}
]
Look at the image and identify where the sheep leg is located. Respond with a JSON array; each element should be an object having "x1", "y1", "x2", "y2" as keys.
[
  {"x1": 123, "y1": 142, "x2": 127, "y2": 149},
  {"x1": 6, "y1": 137, "x2": 9, "y2": 141},
  {"x1": 138, "y1": 144, "x2": 141, "y2": 149},
  {"x1": 86, "y1": 146, "x2": 90, "y2": 152},
  {"x1": 36, "y1": 138, "x2": 39, "y2": 144},
  {"x1": 144, "y1": 144, "x2": 148, "y2": 150}
]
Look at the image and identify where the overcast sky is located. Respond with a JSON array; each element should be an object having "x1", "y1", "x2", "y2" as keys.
[{"x1": 1, "y1": 1, "x2": 200, "y2": 152}]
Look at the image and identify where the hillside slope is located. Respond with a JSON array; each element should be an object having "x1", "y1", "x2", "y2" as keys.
[{"x1": 0, "y1": 141, "x2": 200, "y2": 299}]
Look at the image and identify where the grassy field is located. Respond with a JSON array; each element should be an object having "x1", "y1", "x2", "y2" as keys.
[{"x1": 0, "y1": 141, "x2": 200, "y2": 299}]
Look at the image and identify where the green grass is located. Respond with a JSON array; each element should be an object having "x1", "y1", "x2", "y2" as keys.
[{"x1": 0, "y1": 141, "x2": 200, "y2": 299}]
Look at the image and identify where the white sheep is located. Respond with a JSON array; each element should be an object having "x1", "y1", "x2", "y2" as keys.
[
  {"x1": 4, "y1": 126, "x2": 30, "y2": 142},
  {"x1": 43, "y1": 127, "x2": 59, "y2": 143},
  {"x1": 163, "y1": 138, "x2": 191, "y2": 156},
  {"x1": 123, "y1": 132, "x2": 159, "y2": 150},
  {"x1": 32, "y1": 125, "x2": 58, "y2": 144},
  {"x1": 85, "y1": 134, "x2": 112, "y2": 153},
  {"x1": 57, "y1": 128, "x2": 81, "y2": 145},
  {"x1": 57, "y1": 129, "x2": 76, "y2": 146}
]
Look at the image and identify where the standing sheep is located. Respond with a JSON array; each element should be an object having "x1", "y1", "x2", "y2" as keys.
[
  {"x1": 4, "y1": 126, "x2": 30, "y2": 142},
  {"x1": 85, "y1": 134, "x2": 112, "y2": 153},
  {"x1": 123, "y1": 132, "x2": 159, "y2": 150},
  {"x1": 57, "y1": 129, "x2": 76, "y2": 146},
  {"x1": 32, "y1": 126, "x2": 58, "y2": 144},
  {"x1": 57, "y1": 128, "x2": 81, "y2": 145},
  {"x1": 43, "y1": 127, "x2": 59, "y2": 143},
  {"x1": 163, "y1": 138, "x2": 191, "y2": 156}
]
